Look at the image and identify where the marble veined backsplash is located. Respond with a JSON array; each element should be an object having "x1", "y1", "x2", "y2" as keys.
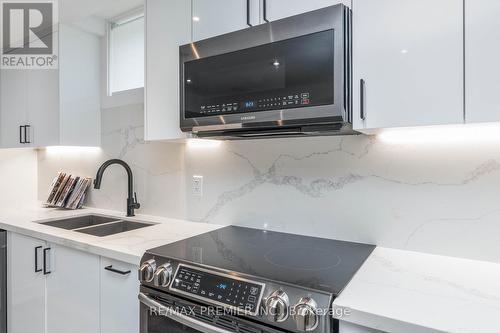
[{"x1": 37, "y1": 104, "x2": 500, "y2": 263}]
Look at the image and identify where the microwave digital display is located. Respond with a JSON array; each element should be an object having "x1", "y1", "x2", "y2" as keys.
[{"x1": 183, "y1": 30, "x2": 335, "y2": 119}]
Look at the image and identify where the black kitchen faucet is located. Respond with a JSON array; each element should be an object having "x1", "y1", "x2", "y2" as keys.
[{"x1": 93, "y1": 159, "x2": 140, "y2": 217}]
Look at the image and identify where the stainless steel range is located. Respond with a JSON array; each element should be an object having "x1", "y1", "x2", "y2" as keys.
[{"x1": 138, "y1": 226, "x2": 374, "y2": 333}]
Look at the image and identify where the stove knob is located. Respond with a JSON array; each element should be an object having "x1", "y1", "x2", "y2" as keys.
[
  {"x1": 293, "y1": 298, "x2": 318, "y2": 332},
  {"x1": 265, "y1": 290, "x2": 289, "y2": 322},
  {"x1": 139, "y1": 259, "x2": 156, "y2": 283},
  {"x1": 154, "y1": 263, "x2": 173, "y2": 287}
]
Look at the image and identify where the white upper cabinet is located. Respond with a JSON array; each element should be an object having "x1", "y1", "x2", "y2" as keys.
[
  {"x1": 0, "y1": 70, "x2": 28, "y2": 148},
  {"x1": 192, "y1": 0, "x2": 260, "y2": 41},
  {"x1": 465, "y1": 0, "x2": 500, "y2": 123},
  {"x1": 352, "y1": 0, "x2": 464, "y2": 132},
  {"x1": 26, "y1": 69, "x2": 60, "y2": 147},
  {"x1": 58, "y1": 24, "x2": 101, "y2": 146},
  {"x1": 263, "y1": 0, "x2": 350, "y2": 22},
  {"x1": 145, "y1": 0, "x2": 191, "y2": 141},
  {"x1": 0, "y1": 24, "x2": 100, "y2": 148}
]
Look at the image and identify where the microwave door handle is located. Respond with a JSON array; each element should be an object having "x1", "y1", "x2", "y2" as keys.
[{"x1": 139, "y1": 293, "x2": 234, "y2": 333}]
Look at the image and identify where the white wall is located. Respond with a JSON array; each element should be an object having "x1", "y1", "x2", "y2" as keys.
[
  {"x1": 0, "y1": 149, "x2": 37, "y2": 206},
  {"x1": 36, "y1": 103, "x2": 500, "y2": 264}
]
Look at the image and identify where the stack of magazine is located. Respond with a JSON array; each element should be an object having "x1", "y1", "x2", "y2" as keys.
[{"x1": 45, "y1": 172, "x2": 92, "y2": 209}]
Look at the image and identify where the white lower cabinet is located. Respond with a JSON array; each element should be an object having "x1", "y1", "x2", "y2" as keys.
[
  {"x1": 8, "y1": 232, "x2": 139, "y2": 333},
  {"x1": 339, "y1": 321, "x2": 386, "y2": 333},
  {"x1": 7, "y1": 233, "x2": 46, "y2": 333},
  {"x1": 101, "y1": 258, "x2": 139, "y2": 333},
  {"x1": 46, "y1": 245, "x2": 100, "y2": 333}
]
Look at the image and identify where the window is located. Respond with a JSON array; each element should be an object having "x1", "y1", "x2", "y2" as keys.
[{"x1": 108, "y1": 8, "x2": 144, "y2": 94}]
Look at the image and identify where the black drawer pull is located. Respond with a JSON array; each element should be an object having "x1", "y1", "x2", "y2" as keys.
[{"x1": 105, "y1": 265, "x2": 131, "y2": 275}]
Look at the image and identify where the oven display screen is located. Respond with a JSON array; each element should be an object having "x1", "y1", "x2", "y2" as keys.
[{"x1": 170, "y1": 265, "x2": 264, "y2": 314}]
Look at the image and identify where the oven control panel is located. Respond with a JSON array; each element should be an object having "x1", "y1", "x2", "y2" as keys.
[{"x1": 169, "y1": 264, "x2": 265, "y2": 315}]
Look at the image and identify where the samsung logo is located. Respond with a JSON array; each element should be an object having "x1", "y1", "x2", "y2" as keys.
[{"x1": 241, "y1": 115, "x2": 256, "y2": 121}]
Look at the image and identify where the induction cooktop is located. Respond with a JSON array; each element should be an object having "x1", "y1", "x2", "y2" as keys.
[{"x1": 146, "y1": 226, "x2": 375, "y2": 295}]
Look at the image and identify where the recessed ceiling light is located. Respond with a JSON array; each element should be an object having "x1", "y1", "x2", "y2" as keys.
[{"x1": 192, "y1": 16, "x2": 200, "y2": 22}]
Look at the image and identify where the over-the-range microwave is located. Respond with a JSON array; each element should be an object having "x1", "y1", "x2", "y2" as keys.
[{"x1": 180, "y1": 4, "x2": 353, "y2": 139}]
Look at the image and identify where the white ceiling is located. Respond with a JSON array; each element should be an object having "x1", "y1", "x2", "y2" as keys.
[
  {"x1": 60, "y1": 0, "x2": 144, "y2": 24},
  {"x1": 58, "y1": 0, "x2": 144, "y2": 36}
]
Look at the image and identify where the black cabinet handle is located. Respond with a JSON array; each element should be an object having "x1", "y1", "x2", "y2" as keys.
[
  {"x1": 246, "y1": 0, "x2": 252, "y2": 26},
  {"x1": 19, "y1": 126, "x2": 24, "y2": 144},
  {"x1": 24, "y1": 125, "x2": 31, "y2": 144},
  {"x1": 360, "y1": 79, "x2": 366, "y2": 120},
  {"x1": 35, "y1": 246, "x2": 42, "y2": 273},
  {"x1": 105, "y1": 265, "x2": 131, "y2": 276},
  {"x1": 263, "y1": 0, "x2": 269, "y2": 22},
  {"x1": 43, "y1": 247, "x2": 51, "y2": 275}
]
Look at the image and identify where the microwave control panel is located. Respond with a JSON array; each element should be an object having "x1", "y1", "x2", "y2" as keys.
[
  {"x1": 169, "y1": 264, "x2": 265, "y2": 315},
  {"x1": 198, "y1": 92, "x2": 311, "y2": 116}
]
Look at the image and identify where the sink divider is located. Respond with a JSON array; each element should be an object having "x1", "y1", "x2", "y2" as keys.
[{"x1": 71, "y1": 220, "x2": 125, "y2": 232}]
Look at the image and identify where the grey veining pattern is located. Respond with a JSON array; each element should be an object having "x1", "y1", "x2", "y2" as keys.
[
  {"x1": 36, "y1": 103, "x2": 500, "y2": 264},
  {"x1": 102, "y1": 124, "x2": 144, "y2": 159},
  {"x1": 370, "y1": 253, "x2": 500, "y2": 303}
]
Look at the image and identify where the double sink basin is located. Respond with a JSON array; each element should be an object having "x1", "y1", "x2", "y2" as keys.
[{"x1": 38, "y1": 215, "x2": 155, "y2": 237}]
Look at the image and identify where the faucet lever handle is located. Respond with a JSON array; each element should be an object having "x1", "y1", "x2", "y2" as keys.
[{"x1": 134, "y1": 192, "x2": 141, "y2": 208}]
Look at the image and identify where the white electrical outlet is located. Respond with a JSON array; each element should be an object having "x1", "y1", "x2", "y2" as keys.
[{"x1": 192, "y1": 175, "x2": 203, "y2": 196}]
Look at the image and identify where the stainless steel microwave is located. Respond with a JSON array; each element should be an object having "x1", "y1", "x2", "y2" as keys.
[{"x1": 179, "y1": 4, "x2": 353, "y2": 139}]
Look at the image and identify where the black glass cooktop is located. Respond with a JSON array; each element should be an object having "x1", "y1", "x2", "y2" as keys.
[{"x1": 148, "y1": 226, "x2": 375, "y2": 296}]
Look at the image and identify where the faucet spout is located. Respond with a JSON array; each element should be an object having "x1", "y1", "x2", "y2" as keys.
[{"x1": 94, "y1": 159, "x2": 140, "y2": 217}]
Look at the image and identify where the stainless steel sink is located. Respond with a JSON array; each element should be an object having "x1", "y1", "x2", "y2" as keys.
[
  {"x1": 39, "y1": 215, "x2": 118, "y2": 230},
  {"x1": 75, "y1": 220, "x2": 153, "y2": 237},
  {"x1": 38, "y1": 214, "x2": 155, "y2": 237}
]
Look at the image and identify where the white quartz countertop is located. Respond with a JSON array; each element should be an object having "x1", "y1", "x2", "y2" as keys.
[
  {"x1": 2, "y1": 204, "x2": 499, "y2": 332},
  {"x1": 0, "y1": 204, "x2": 222, "y2": 265},
  {"x1": 333, "y1": 247, "x2": 500, "y2": 333}
]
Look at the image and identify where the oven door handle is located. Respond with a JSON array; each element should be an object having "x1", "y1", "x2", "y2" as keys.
[{"x1": 138, "y1": 293, "x2": 234, "y2": 333}]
